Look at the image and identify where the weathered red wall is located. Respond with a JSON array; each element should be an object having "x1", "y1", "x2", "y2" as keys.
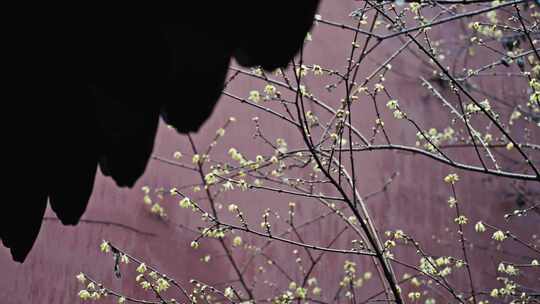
[{"x1": 2, "y1": 2, "x2": 539, "y2": 303}]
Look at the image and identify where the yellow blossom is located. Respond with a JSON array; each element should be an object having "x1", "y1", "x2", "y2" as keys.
[
  {"x1": 492, "y1": 230, "x2": 507, "y2": 242},
  {"x1": 475, "y1": 221, "x2": 486, "y2": 232},
  {"x1": 454, "y1": 215, "x2": 468, "y2": 225},
  {"x1": 410, "y1": 3, "x2": 421, "y2": 14},
  {"x1": 408, "y1": 291, "x2": 421, "y2": 301},
  {"x1": 393, "y1": 110, "x2": 404, "y2": 119},
  {"x1": 505, "y1": 265, "x2": 518, "y2": 275},
  {"x1": 233, "y1": 236, "x2": 243, "y2": 247},
  {"x1": 386, "y1": 99, "x2": 398, "y2": 110},
  {"x1": 447, "y1": 197, "x2": 457, "y2": 208},
  {"x1": 264, "y1": 85, "x2": 277, "y2": 97},
  {"x1": 136, "y1": 263, "x2": 147, "y2": 274},
  {"x1": 78, "y1": 290, "x2": 91, "y2": 300},
  {"x1": 120, "y1": 254, "x2": 129, "y2": 264},
  {"x1": 296, "y1": 65, "x2": 308, "y2": 77},
  {"x1": 498, "y1": 262, "x2": 506, "y2": 273},
  {"x1": 295, "y1": 287, "x2": 307, "y2": 299},
  {"x1": 216, "y1": 128, "x2": 225, "y2": 137},
  {"x1": 100, "y1": 240, "x2": 111, "y2": 253},
  {"x1": 248, "y1": 90, "x2": 261, "y2": 103},
  {"x1": 76, "y1": 273, "x2": 86, "y2": 284},
  {"x1": 228, "y1": 204, "x2": 238, "y2": 213},
  {"x1": 179, "y1": 197, "x2": 192, "y2": 208},
  {"x1": 444, "y1": 173, "x2": 459, "y2": 184},
  {"x1": 312, "y1": 65, "x2": 324, "y2": 76},
  {"x1": 140, "y1": 281, "x2": 151, "y2": 290},
  {"x1": 156, "y1": 277, "x2": 170, "y2": 292},
  {"x1": 150, "y1": 203, "x2": 164, "y2": 215},
  {"x1": 224, "y1": 287, "x2": 235, "y2": 299}
]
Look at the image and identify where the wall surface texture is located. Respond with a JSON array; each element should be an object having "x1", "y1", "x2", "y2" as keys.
[{"x1": 2, "y1": 2, "x2": 539, "y2": 303}]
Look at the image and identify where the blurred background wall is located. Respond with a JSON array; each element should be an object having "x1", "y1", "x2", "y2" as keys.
[{"x1": 1, "y1": 1, "x2": 539, "y2": 303}]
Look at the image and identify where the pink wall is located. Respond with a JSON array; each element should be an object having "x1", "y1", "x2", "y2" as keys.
[{"x1": 2, "y1": 2, "x2": 539, "y2": 303}]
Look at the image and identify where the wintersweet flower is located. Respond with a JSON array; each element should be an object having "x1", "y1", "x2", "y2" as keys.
[
  {"x1": 475, "y1": 221, "x2": 486, "y2": 232},
  {"x1": 100, "y1": 240, "x2": 111, "y2": 253},
  {"x1": 136, "y1": 263, "x2": 147, "y2": 274},
  {"x1": 233, "y1": 236, "x2": 242, "y2": 247},
  {"x1": 492, "y1": 230, "x2": 507, "y2": 242},
  {"x1": 248, "y1": 90, "x2": 261, "y2": 103},
  {"x1": 444, "y1": 173, "x2": 459, "y2": 184},
  {"x1": 78, "y1": 290, "x2": 91, "y2": 300},
  {"x1": 76, "y1": 273, "x2": 86, "y2": 284}
]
